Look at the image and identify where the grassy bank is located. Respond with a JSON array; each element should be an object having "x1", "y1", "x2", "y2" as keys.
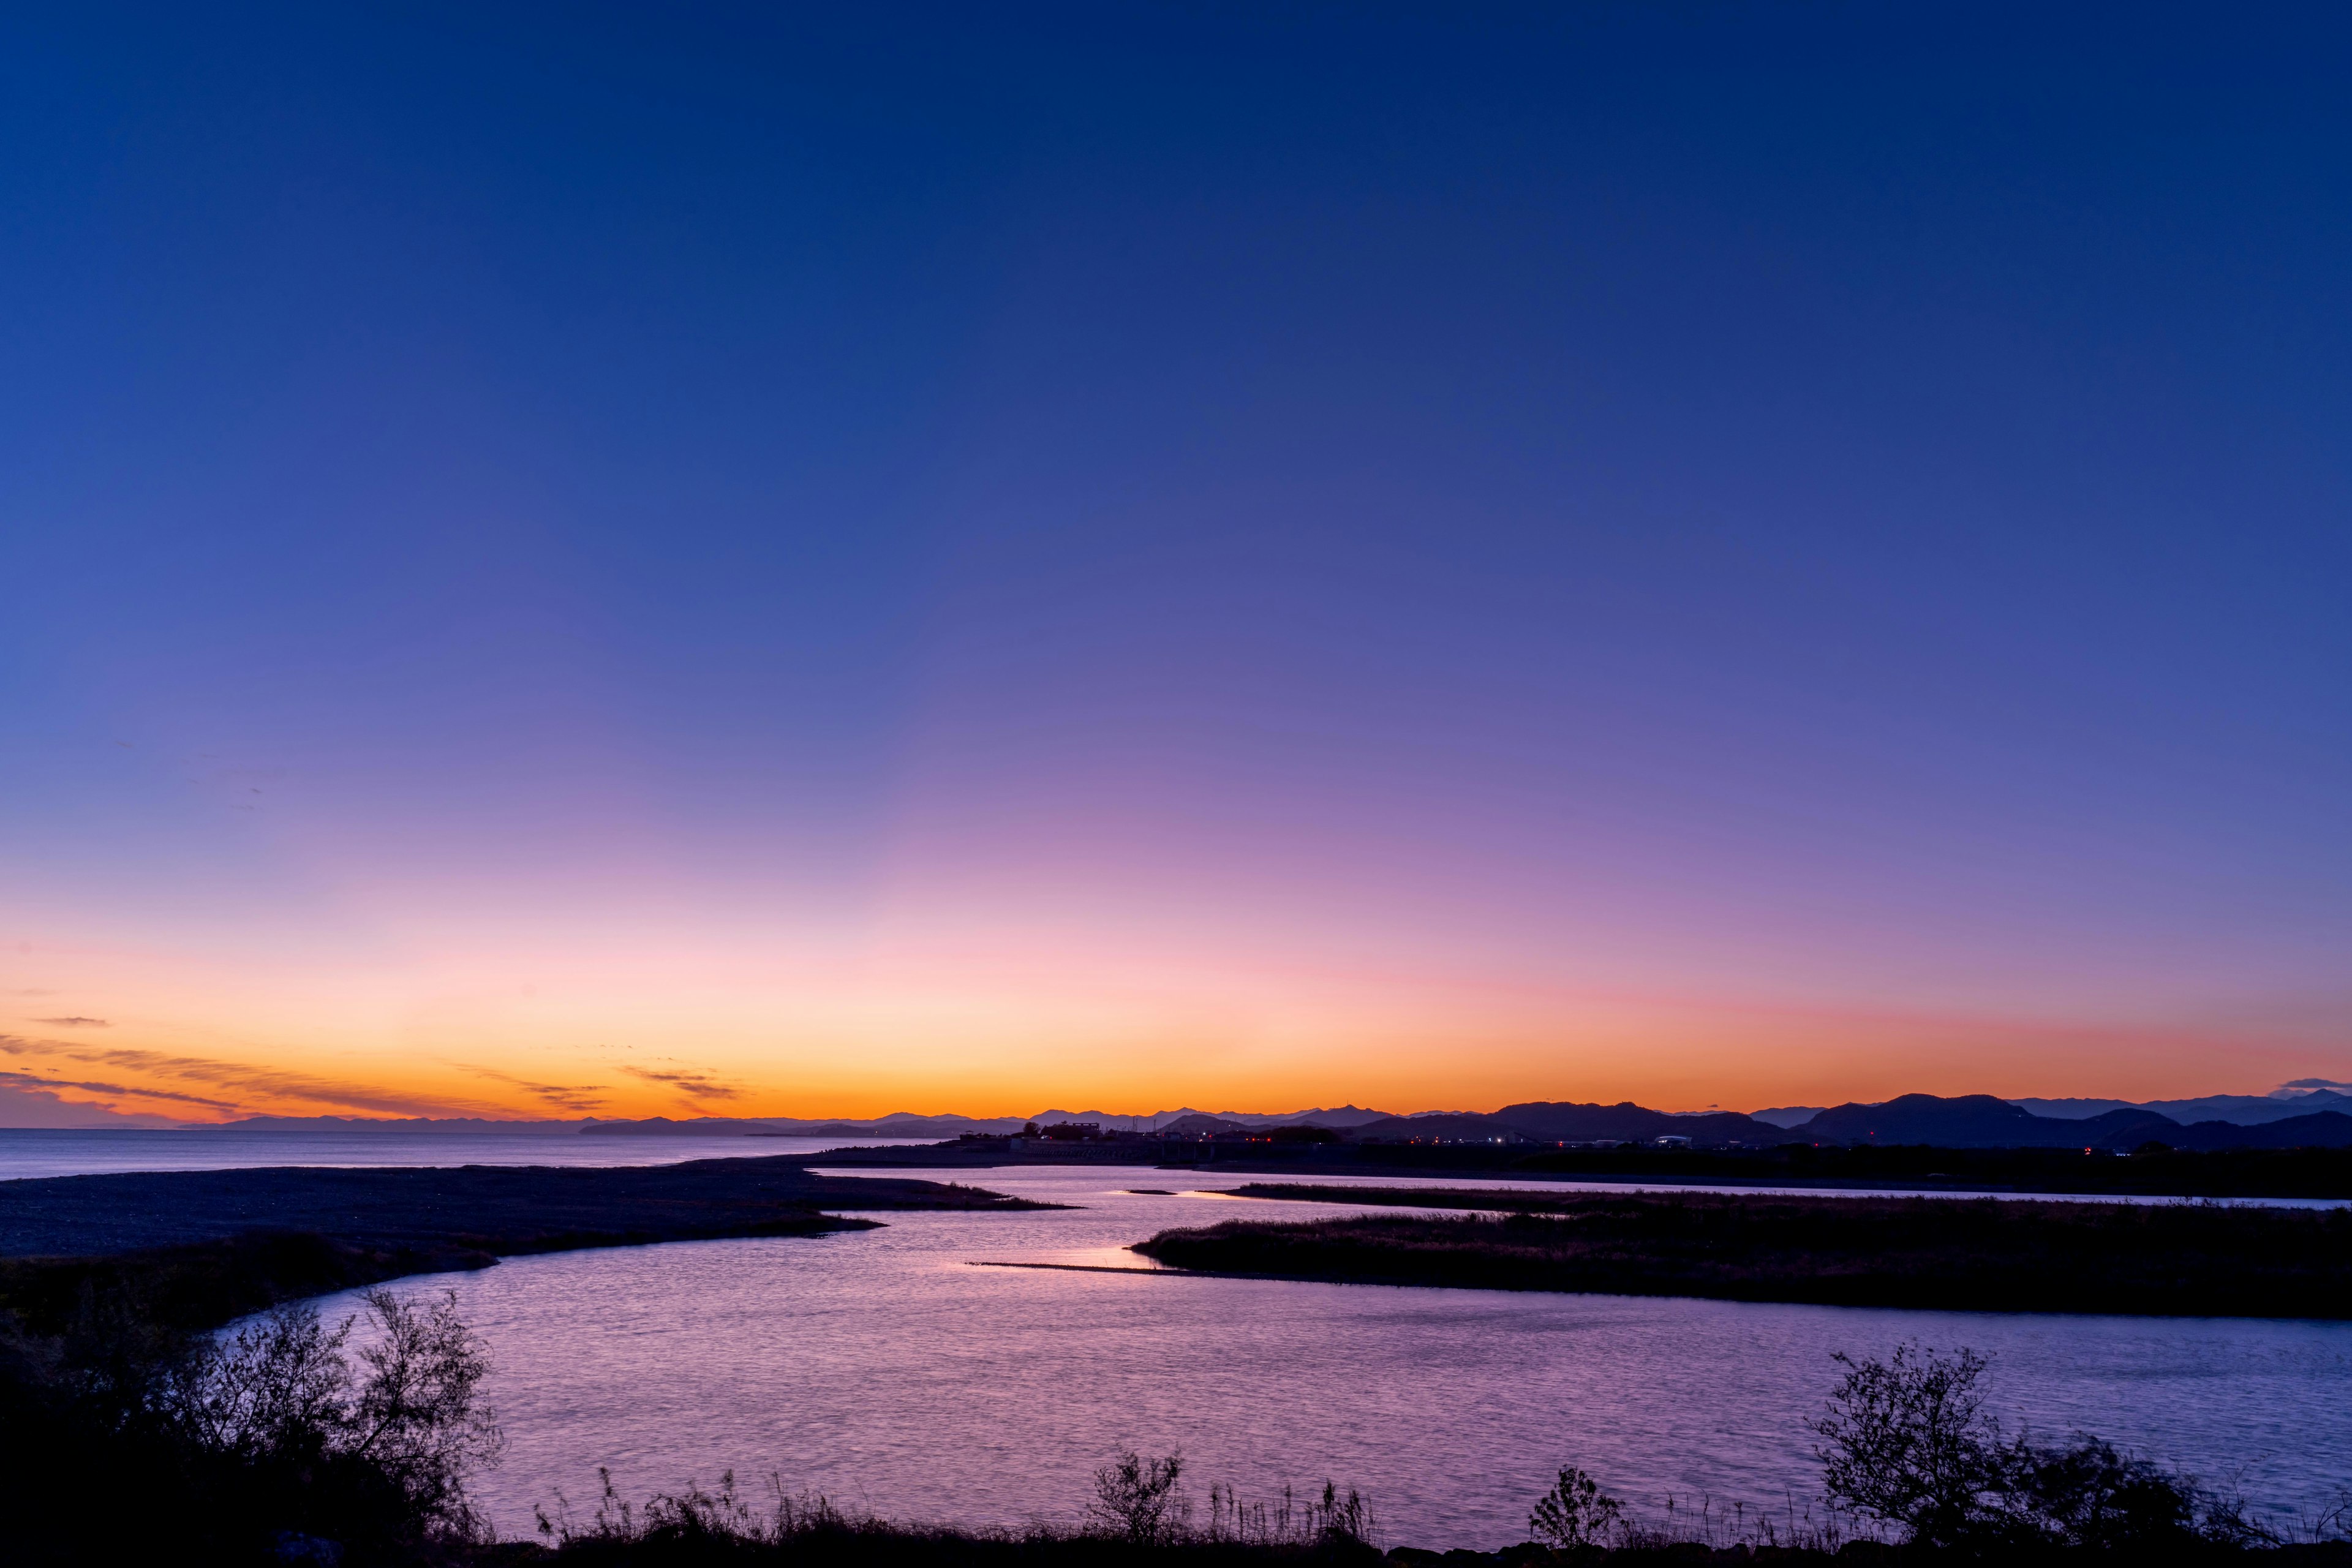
[
  {"x1": 1132, "y1": 1192, "x2": 2352, "y2": 1317},
  {"x1": 505, "y1": 1534, "x2": 2352, "y2": 1567},
  {"x1": 0, "y1": 1158, "x2": 1044, "y2": 1333},
  {"x1": 1501, "y1": 1144, "x2": 2352, "y2": 1200},
  {"x1": 509, "y1": 1514, "x2": 2352, "y2": 1568}
]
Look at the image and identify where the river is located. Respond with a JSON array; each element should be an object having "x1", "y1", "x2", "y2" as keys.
[{"x1": 285, "y1": 1163, "x2": 2351, "y2": 1548}]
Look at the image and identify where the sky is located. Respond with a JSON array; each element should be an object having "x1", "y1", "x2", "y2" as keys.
[{"x1": 3, "y1": 2, "x2": 2350, "y2": 1125}]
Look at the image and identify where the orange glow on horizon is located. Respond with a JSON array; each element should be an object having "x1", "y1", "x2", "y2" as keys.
[{"x1": 3, "y1": 924, "x2": 2334, "y2": 1125}]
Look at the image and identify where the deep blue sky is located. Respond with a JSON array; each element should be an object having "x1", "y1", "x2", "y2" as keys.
[{"x1": 3, "y1": 4, "x2": 2349, "y2": 1120}]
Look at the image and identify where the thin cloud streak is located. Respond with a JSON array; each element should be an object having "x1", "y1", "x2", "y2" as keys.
[
  {"x1": 619, "y1": 1065, "x2": 746, "y2": 1103},
  {"x1": 0, "y1": 1069, "x2": 239, "y2": 1113},
  {"x1": 452, "y1": 1063, "x2": 611, "y2": 1114},
  {"x1": 0, "y1": 1038, "x2": 489, "y2": 1118}
]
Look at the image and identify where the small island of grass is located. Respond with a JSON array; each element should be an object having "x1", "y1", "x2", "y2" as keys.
[{"x1": 1131, "y1": 1189, "x2": 2352, "y2": 1318}]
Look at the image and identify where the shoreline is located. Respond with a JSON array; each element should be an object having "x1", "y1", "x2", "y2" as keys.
[
  {"x1": 806, "y1": 1140, "x2": 2352, "y2": 1200},
  {"x1": 0, "y1": 1156, "x2": 1046, "y2": 1332}
]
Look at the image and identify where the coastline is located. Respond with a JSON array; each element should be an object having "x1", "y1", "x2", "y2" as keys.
[{"x1": 0, "y1": 1156, "x2": 1046, "y2": 1332}]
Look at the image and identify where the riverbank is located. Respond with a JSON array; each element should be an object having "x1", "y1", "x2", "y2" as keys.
[
  {"x1": 808, "y1": 1141, "x2": 2352, "y2": 1200},
  {"x1": 1130, "y1": 1191, "x2": 2352, "y2": 1317},
  {"x1": 0, "y1": 1156, "x2": 1043, "y2": 1332}
]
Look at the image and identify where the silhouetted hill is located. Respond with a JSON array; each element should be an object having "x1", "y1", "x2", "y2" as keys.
[
  {"x1": 1784, "y1": 1095, "x2": 2352, "y2": 1152},
  {"x1": 1348, "y1": 1114, "x2": 1538, "y2": 1143},
  {"x1": 2165, "y1": 1111, "x2": 2352, "y2": 1151},
  {"x1": 1157, "y1": 1114, "x2": 1250, "y2": 1137},
  {"x1": 1140, "y1": 1106, "x2": 1398, "y2": 1129},
  {"x1": 2062, "y1": 1107, "x2": 2185, "y2": 1147},
  {"x1": 2016, "y1": 1088, "x2": 2352, "y2": 1125},
  {"x1": 1790, "y1": 1095, "x2": 2173, "y2": 1148},
  {"x1": 1341, "y1": 1104, "x2": 1785, "y2": 1147},
  {"x1": 750, "y1": 1119, "x2": 1006, "y2": 1140},
  {"x1": 1231, "y1": 1104, "x2": 1396, "y2": 1128},
  {"x1": 2154, "y1": 1089, "x2": 2352, "y2": 1125},
  {"x1": 873, "y1": 1112, "x2": 1031, "y2": 1134},
  {"x1": 578, "y1": 1116, "x2": 779, "y2": 1136},
  {"x1": 1495, "y1": 1100, "x2": 1787, "y2": 1147},
  {"x1": 1793, "y1": 1095, "x2": 2042, "y2": 1145}
]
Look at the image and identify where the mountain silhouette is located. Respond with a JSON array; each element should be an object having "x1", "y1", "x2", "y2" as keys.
[{"x1": 1784, "y1": 1094, "x2": 2352, "y2": 1150}]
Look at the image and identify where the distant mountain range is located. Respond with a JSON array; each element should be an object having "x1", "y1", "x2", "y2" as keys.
[
  {"x1": 1332, "y1": 1103, "x2": 1781, "y2": 1147},
  {"x1": 1749, "y1": 1089, "x2": 2352, "y2": 1131},
  {"x1": 1320, "y1": 1094, "x2": 2352, "y2": 1152},
  {"x1": 1774, "y1": 1094, "x2": 2352, "y2": 1152},
  {"x1": 560, "y1": 1091, "x2": 2352, "y2": 1152},
  {"x1": 2015, "y1": 1090, "x2": 2352, "y2": 1126},
  {"x1": 110, "y1": 1088, "x2": 2352, "y2": 1152}
]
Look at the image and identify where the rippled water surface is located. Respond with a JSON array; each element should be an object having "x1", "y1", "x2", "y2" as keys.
[{"x1": 307, "y1": 1164, "x2": 2352, "y2": 1547}]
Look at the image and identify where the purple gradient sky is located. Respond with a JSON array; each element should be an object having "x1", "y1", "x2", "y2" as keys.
[{"x1": 2, "y1": 4, "x2": 2348, "y2": 1121}]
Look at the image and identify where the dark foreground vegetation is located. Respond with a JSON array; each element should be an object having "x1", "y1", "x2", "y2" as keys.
[
  {"x1": 1133, "y1": 1192, "x2": 2352, "y2": 1317},
  {"x1": 0, "y1": 1282, "x2": 503, "y2": 1566},
  {"x1": 1500, "y1": 1143, "x2": 2352, "y2": 1200},
  {"x1": 521, "y1": 1389, "x2": 2350, "y2": 1568},
  {"x1": 2, "y1": 1243, "x2": 2345, "y2": 1568}
]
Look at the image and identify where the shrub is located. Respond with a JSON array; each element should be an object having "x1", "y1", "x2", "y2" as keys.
[
  {"x1": 1089, "y1": 1447, "x2": 1189, "y2": 1544},
  {"x1": 165, "y1": 1287, "x2": 502, "y2": 1541},
  {"x1": 1528, "y1": 1466, "x2": 1622, "y2": 1551},
  {"x1": 1811, "y1": 1341, "x2": 2278, "y2": 1553},
  {"x1": 1809, "y1": 1342, "x2": 2006, "y2": 1546},
  {"x1": 0, "y1": 1284, "x2": 501, "y2": 1565}
]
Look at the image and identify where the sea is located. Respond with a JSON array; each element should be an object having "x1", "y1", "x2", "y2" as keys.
[
  {"x1": 9, "y1": 1132, "x2": 2350, "y2": 1547},
  {"x1": 0, "y1": 1126, "x2": 917, "y2": 1180}
]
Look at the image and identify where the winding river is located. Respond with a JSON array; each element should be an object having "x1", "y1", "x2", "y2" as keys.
[{"x1": 295, "y1": 1164, "x2": 2352, "y2": 1547}]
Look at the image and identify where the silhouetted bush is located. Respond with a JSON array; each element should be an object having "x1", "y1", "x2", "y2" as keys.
[
  {"x1": 1811, "y1": 1343, "x2": 2009, "y2": 1546},
  {"x1": 1528, "y1": 1468, "x2": 1621, "y2": 1551},
  {"x1": 0, "y1": 1284, "x2": 500, "y2": 1566},
  {"x1": 1091, "y1": 1450, "x2": 1190, "y2": 1545},
  {"x1": 1807, "y1": 1341, "x2": 2277, "y2": 1553}
]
